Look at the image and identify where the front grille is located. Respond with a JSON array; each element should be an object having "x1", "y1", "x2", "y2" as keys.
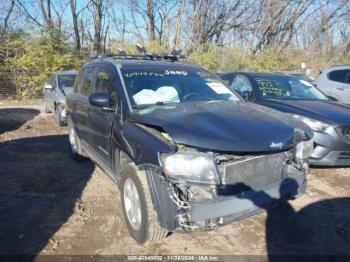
[
  {"x1": 337, "y1": 126, "x2": 350, "y2": 141},
  {"x1": 338, "y1": 152, "x2": 350, "y2": 160},
  {"x1": 219, "y1": 152, "x2": 288, "y2": 189}
]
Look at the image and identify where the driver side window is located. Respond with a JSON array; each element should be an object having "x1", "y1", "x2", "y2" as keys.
[
  {"x1": 94, "y1": 65, "x2": 118, "y2": 106},
  {"x1": 231, "y1": 75, "x2": 254, "y2": 100}
]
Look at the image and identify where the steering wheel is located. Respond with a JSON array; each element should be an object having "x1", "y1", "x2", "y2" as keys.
[{"x1": 182, "y1": 92, "x2": 202, "y2": 102}]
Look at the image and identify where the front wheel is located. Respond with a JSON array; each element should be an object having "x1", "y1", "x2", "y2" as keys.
[{"x1": 121, "y1": 164, "x2": 168, "y2": 244}]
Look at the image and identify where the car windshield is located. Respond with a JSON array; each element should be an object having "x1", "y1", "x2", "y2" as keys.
[
  {"x1": 121, "y1": 67, "x2": 240, "y2": 109},
  {"x1": 58, "y1": 74, "x2": 77, "y2": 90},
  {"x1": 290, "y1": 73, "x2": 313, "y2": 82},
  {"x1": 253, "y1": 75, "x2": 328, "y2": 100}
]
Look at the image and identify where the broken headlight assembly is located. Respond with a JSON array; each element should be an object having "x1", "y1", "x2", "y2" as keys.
[
  {"x1": 161, "y1": 153, "x2": 221, "y2": 185},
  {"x1": 295, "y1": 139, "x2": 314, "y2": 160}
]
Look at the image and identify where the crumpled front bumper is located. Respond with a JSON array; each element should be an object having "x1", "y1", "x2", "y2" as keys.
[{"x1": 189, "y1": 172, "x2": 306, "y2": 224}]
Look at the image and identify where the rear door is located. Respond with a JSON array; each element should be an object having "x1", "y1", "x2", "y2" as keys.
[
  {"x1": 327, "y1": 69, "x2": 350, "y2": 102},
  {"x1": 87, "y1": 63, "x2": 118, "y2": 169}
]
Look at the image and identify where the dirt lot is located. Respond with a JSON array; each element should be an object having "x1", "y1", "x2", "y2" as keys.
[{"x1": 0, "y1": 104, "x2": 349, "y2": 257}]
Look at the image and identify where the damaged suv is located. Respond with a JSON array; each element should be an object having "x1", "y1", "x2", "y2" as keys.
[{"x1": 66, "y1": 54, "x2": 313, "y2": 244}]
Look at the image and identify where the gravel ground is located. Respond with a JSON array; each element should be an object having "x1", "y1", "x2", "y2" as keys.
[{"x1": 0, "y1": 104, "x2": 349, "y2": 258}]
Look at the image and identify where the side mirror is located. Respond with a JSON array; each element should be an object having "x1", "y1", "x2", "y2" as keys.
[
  {"x1": 44, "y1": 83, "x2": 53, "y2": 89},
  {"x1": 89, "y1": 92, "x2": 112, "y2": 109}
]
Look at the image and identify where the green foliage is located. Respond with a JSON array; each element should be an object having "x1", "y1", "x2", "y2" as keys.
[
  {"x1": 1, "y1": 32, "x2": 350, "y2": 100},
  {"x1": 3, "y1": 33, "x2": 86, "y2": 99}
]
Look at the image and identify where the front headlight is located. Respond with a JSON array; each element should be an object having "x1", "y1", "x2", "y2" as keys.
[
  {"x1": 295, "y1": 139, "x2": 314, "y2": 160},
  {"x1": 161, "y1": 153, "x2": 220, "y2": 184},
  {"x1": 292, "y1": 115, "x2": 330, "y2": 132}
]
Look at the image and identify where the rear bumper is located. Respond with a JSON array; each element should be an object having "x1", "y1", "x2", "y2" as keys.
[{"x1": 189, "y1": 172, "x2": 306, "y2": 223}]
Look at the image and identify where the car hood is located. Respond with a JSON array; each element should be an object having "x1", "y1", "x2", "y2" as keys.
[
  {"x1": 128, "y1": 101, "x2": 311, "y2": 153},
  {"x1": 257, "y1": 99, "x2": 350, "y2": 126}
]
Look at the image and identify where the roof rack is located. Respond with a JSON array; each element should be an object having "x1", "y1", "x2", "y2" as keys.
[
  {"x1": 91, "y1": 45, "x2": 184, "y2": 62},
  {"x1": 105, "y1": 52, "x2": 180, "y2": 62},
  {"x1": 331, "y1": 64, "x2": 350, "y2": 67}
]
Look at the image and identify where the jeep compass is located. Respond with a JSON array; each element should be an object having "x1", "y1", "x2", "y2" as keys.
[{"x1": 66, "y1": 54, "x2": 313, "y2": 244}]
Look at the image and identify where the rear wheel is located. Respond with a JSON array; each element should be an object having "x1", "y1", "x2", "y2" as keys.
[
  {"x1": 68, "y1": 119, "x2": 87, "y2": 161},
  {"x1": 121, "y1": 164, "x2": 168, "y2": 244}
]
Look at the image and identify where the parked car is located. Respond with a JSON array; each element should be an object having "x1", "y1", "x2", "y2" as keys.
[
  {"x1": 43, "y1": 71, "x2": 77, "y2": 126},
  {"x1": 66, "y1": 55, "x2": 313, "y2": 244},
  {"x1": 218, "y1": 71, "x2": 350, "y2": 166},
  {"x1": 314, "y1": 65, "x2": 350, "y2": 103}
]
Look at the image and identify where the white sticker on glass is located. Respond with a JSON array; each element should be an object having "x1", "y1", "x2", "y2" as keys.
[{"x1": 207, "y1": 82, "x2": 230, "y2": 94}]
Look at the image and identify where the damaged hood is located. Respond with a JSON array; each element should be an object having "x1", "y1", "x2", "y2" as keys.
[{"x1": 128, "y1": 101, "x2": 311, "y2": 153}]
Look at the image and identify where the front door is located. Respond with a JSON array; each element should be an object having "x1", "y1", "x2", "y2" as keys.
[{"x1": 87, "y1": 64, "x2": 118, "y2": 169}]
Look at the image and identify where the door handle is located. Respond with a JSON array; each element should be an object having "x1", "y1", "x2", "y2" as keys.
[{"x1": 337, "y1": 87, "x2": 345, "y2": 91}]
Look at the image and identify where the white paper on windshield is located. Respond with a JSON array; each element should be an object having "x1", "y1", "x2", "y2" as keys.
[
  {"x1": 299, "y1": 80, "x2": 313, "y2": 87},
  {"x1": 207, "y1": 82, "x2": 230, "y2": 94},
  {"x1": 133, "y1": 86, "x2": 179, "y2": 105}
]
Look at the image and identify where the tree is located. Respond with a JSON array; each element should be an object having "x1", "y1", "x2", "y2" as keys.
[
  {"x1": 146, "y1": 0, "x2": 155, "y2": 41},
  {"x1": 173, "y1": 0, "x2": 185, "y2": 49},
  {"x1": 2, "y1": 0, "x2": 15, "y2": 35},
  {"x1": 90, "y1": 0, "x2": 103, "y2": 56},
  {"x1": 70, "y1": 0, "x2": 81, "y2": 50},
  {"x1": 38, "y1": 0, "x2": 54, "y2": 31}
]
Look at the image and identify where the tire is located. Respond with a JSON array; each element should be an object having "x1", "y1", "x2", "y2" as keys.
[
  {"x1": 55, "y1": 105, "x2": 65, "y2": 127},
  {"x1": 121, "y1": 164, "x2": 168, "y2": 244},
  {"x1": 68, "y1": 118, "x2": 87, "y2": 161}
]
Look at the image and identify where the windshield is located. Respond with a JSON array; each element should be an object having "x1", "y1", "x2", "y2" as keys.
[
  {"x1": 121, "y1": 67, "x2": 240, "y2": 109},
  {"x1": 290, "y1": 73, "x2": 313, "y2": 82},
  {"x1": 253, "y1": 75, "x2": 328, "y2": 100},
  {"x1": 58, "y1": 74, "x2": 77, "y2": 90}
]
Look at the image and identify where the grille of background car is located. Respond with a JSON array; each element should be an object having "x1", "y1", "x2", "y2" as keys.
[{"x1": 336, "y1": 126, "x2": 350, "y2": 141}]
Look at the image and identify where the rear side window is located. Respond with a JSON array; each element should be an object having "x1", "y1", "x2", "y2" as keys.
[
  {"x1": 81, "y1": 66, "x2": 97, "y2": 96},
  {"x1": 328, "y1": 70, "x2": 350, "y2": 83},
  {"x1": 94, "y1": 65, "x2": 118, "y2": 106}
]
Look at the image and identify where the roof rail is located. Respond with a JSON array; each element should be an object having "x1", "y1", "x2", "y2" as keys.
[
  {"x1": 90, "y1": 45, "x2": 184, "y2": 62},
  {"x1": 331, "y1": 64, "x2": 350, "y2": 67},
  {"x1": 104, "y1": 52, "x2": 180, "y2": 62}
]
